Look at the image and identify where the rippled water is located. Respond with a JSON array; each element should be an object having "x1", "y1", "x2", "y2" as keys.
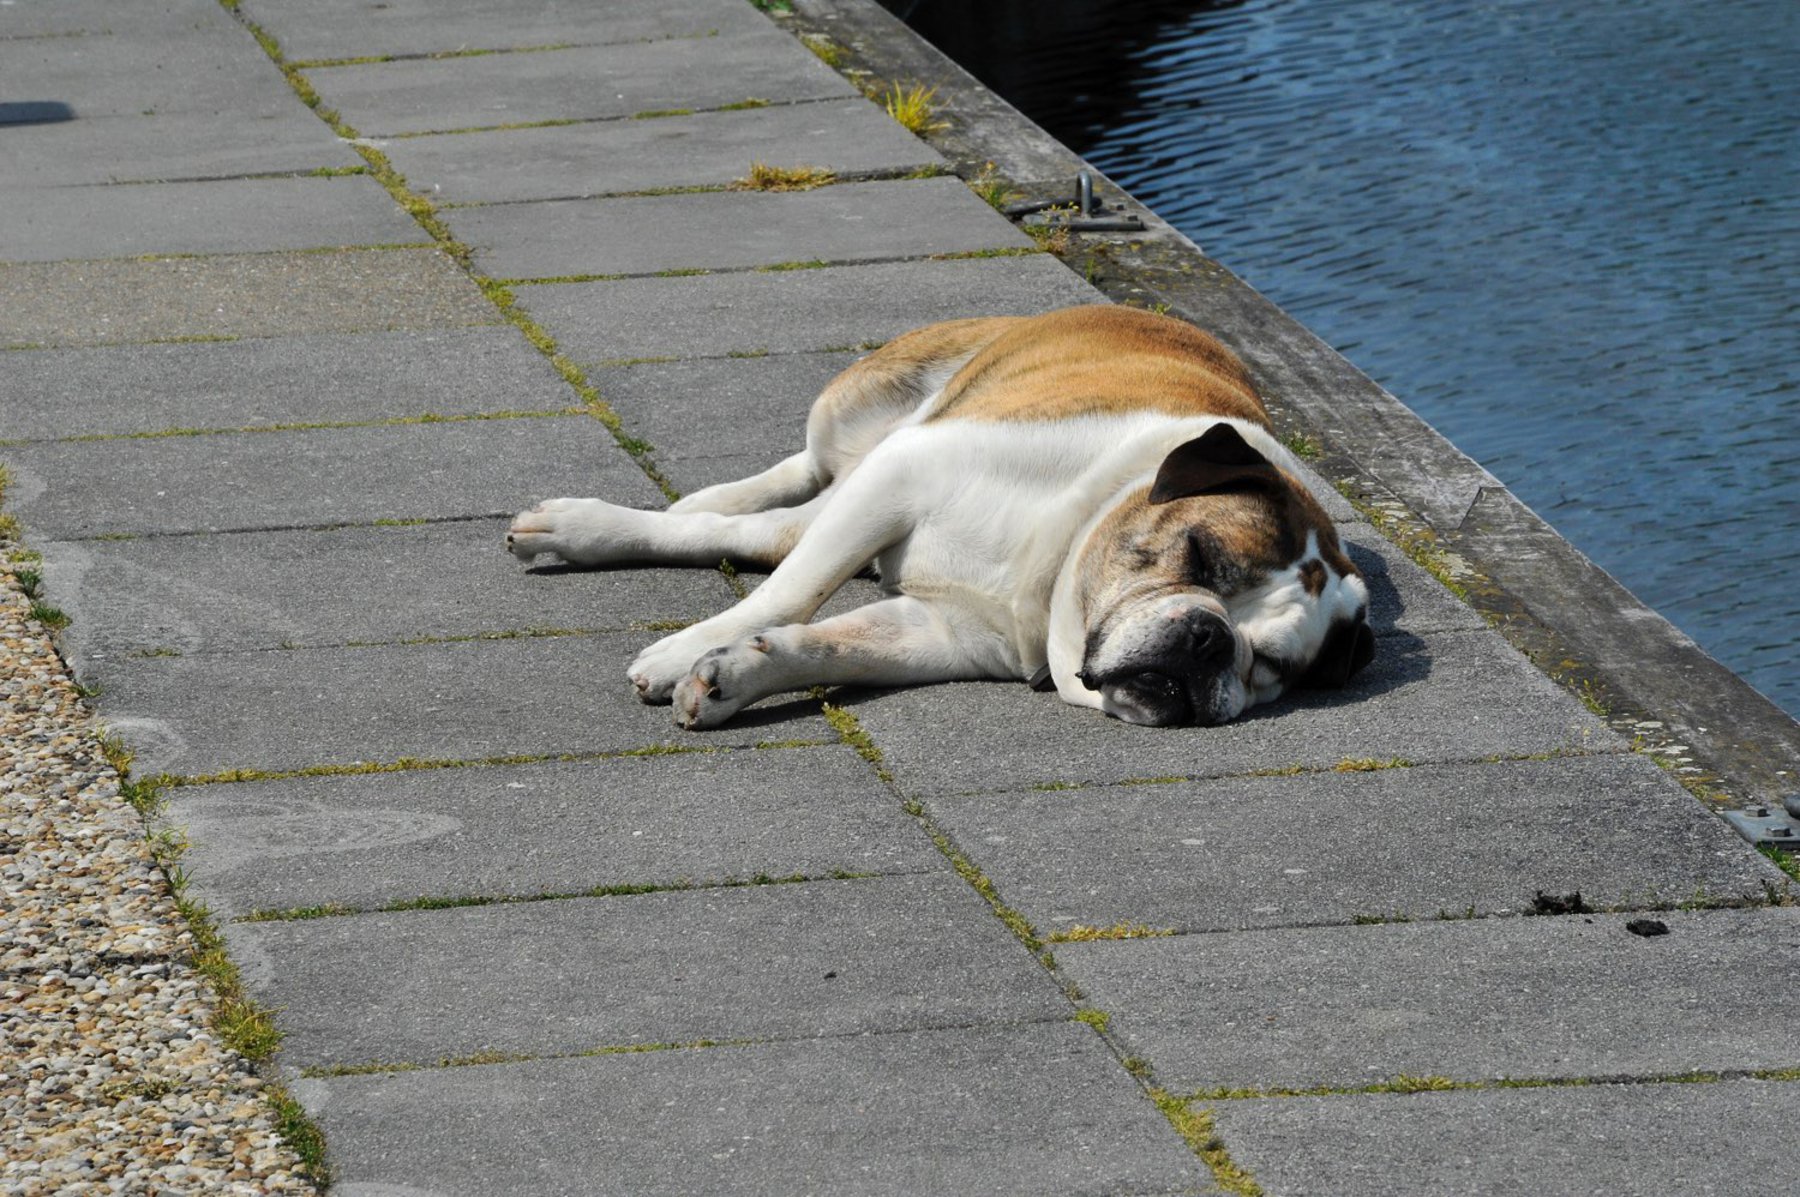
[{"x1": 887, "y1": 0, "x2": 1800, "y2": 717}]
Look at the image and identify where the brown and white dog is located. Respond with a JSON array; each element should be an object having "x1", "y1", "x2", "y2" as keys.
[{"x1": 508, "y1": 305, "x2": 1373, "y2": 728}]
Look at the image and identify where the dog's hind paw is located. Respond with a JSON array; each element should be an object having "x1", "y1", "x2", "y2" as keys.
[{"x1": 506, "y1": 497, "x2": 624, "y2": 565}]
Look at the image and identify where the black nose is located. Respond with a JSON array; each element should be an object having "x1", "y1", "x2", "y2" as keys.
[
  {"x1": 1191, "y1": 620, "x2": 1222, "y2": 655},
  {"x1": 1177, "y1": 610, "x2": 1235, "y2": 668}
]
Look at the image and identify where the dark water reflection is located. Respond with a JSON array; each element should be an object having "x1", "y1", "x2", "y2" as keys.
[{"x1": 885, "y1": 0, "x2": 1800, "y2": 718}]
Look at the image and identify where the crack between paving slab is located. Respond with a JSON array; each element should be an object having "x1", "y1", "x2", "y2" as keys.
[
  {"x1": 957, "y1": 744, "x2": 1628, "y2": 798},
  {"x1": 61, "y1": 512, "x2": 531, "y2": 544},
  {"x1": 295, "y1": 1010, "x2": 1082, "y2": 1080},
  {"x1": 117, "y1": 622, "x2": 701, "y2": 660},
  {"x1": 435, "y1": 162, "x2": 948, "y2": 209},
  {"x1": 491, "y1": 245, "x2": 1044, "y2": 287},
  {"x1": 0, "y1": 407, "x2": 588, "y2": 449},
  {"x1": 9, "y1": 241, "x2": 438, "y2": 268},
  {"x1": 371, "y1": 93, "x2": 847, "y2": 141},
  {"x1": 151, "y1": 737, "x2": 833, "y2": 789},
  {"x1": 287, "y1": 28, "x2": 727, "y2": 72},
  {"x1": 231, "y1": 867, "x2": 938, "y2": 925},
  {"x1": 64, "y1": 166, "x2": 373, "y2": 189},
  {"x1": 1183, "y1": 1064, "x2": 1800, "y2": 1104},
  {"x1": 921, "y1": 744, "x2": 1642, "y2": 802},
  {"x1": 1084, "y1": 890, "x2": 1798, "y2": 942}
]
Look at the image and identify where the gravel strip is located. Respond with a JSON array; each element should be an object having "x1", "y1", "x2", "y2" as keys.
[{"x1": 1, "y1": 546, "x2": 316, "y2": 1195}]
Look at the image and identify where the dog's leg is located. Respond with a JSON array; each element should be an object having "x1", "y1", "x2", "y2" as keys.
[
  {"x1": 507, "y1": 489, "x2": 828, "y2": 569},
  {"x1": 627, "y1": 455, "x2": 918, "y2": 700},
  {"x1": 667, "y1": 451, "x2": 821, "y2": 516},
  {"x1": 669, "y1": 595, "x2": 1013, "y2": 729}
]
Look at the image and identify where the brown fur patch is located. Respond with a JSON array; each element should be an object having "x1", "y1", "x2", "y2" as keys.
[
  {"x1": 926, "y1": 306, "x2": 1270, "y2": 428},
  {"x1": 811, "y1": 316, "x2": 1019, "y2": 431},
  {"x1": 1299, "y1": 559, "x2": 1328, "y2": 597}
]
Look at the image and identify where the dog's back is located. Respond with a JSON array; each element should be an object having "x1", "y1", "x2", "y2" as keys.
[{"x1": 804, "y1": 307, "x2": 1270, "y2": 487}]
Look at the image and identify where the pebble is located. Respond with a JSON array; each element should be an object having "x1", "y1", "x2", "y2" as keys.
[{"x1": 0, "y1": 553, "x2": 317, "y2": 1194}]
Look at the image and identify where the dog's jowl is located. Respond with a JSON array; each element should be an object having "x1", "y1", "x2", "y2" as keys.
[{"x1": 508, "y1": 306, "x2": 1373, "y2": 728}]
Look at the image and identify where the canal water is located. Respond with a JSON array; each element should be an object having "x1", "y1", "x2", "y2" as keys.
[{"x1": 882, "y1": 0, "x2": 1800, "y2": 719}]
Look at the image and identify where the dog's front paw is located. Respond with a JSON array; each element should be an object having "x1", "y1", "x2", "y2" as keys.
[
  {"x1": 670, "y1": 638, "x2": 773, "y2": 729},
  {"x1": 627, "y1": 627, "x2": 712, "y2": 705},
  {"x1": 507, "y1": 498, "x2": 633, "y2": 565}
]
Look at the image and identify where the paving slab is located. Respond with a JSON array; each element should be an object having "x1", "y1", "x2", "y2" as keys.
[
  {"x1": 928, "y1": 754, "x2": 1784, "y2": 936},
  {"x1": 841, "y1": 628, "x2": 1614, "y2": 795},
  {"x1": 454, "y1": 178, "x2": 1031, "y2": 280},
  {"x1": 0, "y1": 327, "x2": 573, "y2": 441},
  {"x1": 38, "y1": 519, "x2": 731, "y2": 665},
  {"x1": 169, "y1": 745, "x2": 935, "y2": 918},
  {"x1": 307, "y1": 30, "x2": 857, "y2": 137},
  {"x1": 0, "y1": 248, "x2": 502, "y2": 348},
  {"x1": 1057, "y1": 907, "x2": 1800, "y2": 1093},
  {"x1": 0, "y1": 413, "x2": 657, "y2": 538},
  {"x1": 0, "y1": 176, "x2": 424, "y2": 263},
  {"x1": 305, "y1": 1022, "x2": 1214, "y2": 1197},
  {"x1": 386, "y1": 98, "x2": 940, "y2": 205},
  {"x1": 592, "y1": 349, "x2": 858, "y2": 466},
  {"x1": 228, "y1": 873, "x2": 1069, "y2": 1068},
  {"x1": 0, "y1": 26, "x2": 298, "y2": 120},
  {"x1": 0, "y1": 0, "x2": 231, "y2": 39},
  {"x1": 1211, "y1": 1078, "x2": 1800, "y2": 1197},
  {"x1": 3, "y1": 109, "x2": 361, "y2": 187},
  {"x1": 88, "y1": 631, "x2": 828, "y2": 779},
  {"x1": 519, "y1": 255, "x2": 1105, "y2": 362},
  {"x1": 240, "y1": 0, "x2": 774, "y2": 63}
]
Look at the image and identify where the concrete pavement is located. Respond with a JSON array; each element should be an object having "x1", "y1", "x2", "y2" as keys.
[{"x1": 4, "y1": 0, "x2": 1796, "y2": 1193}]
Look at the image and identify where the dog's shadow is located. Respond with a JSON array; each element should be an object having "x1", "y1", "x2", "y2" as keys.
[{"x1": 1237, "y1": 628, "x2": 1433, "y2": 723}]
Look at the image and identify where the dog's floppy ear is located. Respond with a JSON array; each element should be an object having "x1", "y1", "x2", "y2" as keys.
[
  {"x1": 1149, "y1": 423, "x2": 1280, "y2": 504},
  {"x1": 1300, "y1": 613, "x2": 1376, "y2": 688}
]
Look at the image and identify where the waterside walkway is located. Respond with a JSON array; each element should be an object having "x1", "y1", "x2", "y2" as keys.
[{"x1": 3, "y1": 1, "x2": 1798, "y2": 1193}]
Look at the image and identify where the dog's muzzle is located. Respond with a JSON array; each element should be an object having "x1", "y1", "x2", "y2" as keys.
[{"x1": 1081, "y1": 603, "x2": 1243, "y2": 727}]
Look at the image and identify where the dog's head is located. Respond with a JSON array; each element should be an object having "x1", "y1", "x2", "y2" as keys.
[{"x1": 1065, "y1": 423, "x2": 1373, "y2": 726}]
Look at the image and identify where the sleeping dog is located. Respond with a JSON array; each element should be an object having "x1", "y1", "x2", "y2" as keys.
[{"x1": 508, "y1": 305, "x2": 1373, "y2": 728}]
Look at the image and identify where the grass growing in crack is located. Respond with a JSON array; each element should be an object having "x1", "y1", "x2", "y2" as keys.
[
  {"x1": 1759, "y1": 845, "x2": 1800, "y2": 883},
  {"x1": 98, "y1": 677, "x2": 331, "y2": 1182},
  {"x1": 800, "y1": 33, "x2": 847, "y2": 67},
  {"x1": 880, "y1": 81, "x2": 948, "y2": 136},
  {"x1": 967, "y1": 162, "x2": 1019, "y2": 211},
  {"x1": 1072, "y1": 1008, "x2": 1111, "y2": 1033},
  {"x1": 1341, "y1": 488, "x2": 1474, "y2": 602},
  {"x1": 167, "y1": 742, "x2": 723, "y2": 788},
  {"x1": 731, "y1": 162, "x2": 837, "y2": 192},
  {"x1": 1333, "y1": 756, "x2": 1414, "y2": 773},
  {"x1": 1282, "y1": 431, "x2": 1323, "y2": 460},
  {"x1": 821, "y1": 702, "x2": 890, "y2": 782},
  {"x1": 1024, "y1": 216, "x2": 1073, "y2": 255},
  {"x1": 1150, "y1": 1090, "x2": 1263, "y2": 1196},
  {"x1": 305, "y1": 1037, "x2": 752, "y2": 1079},
  {"x1": 1046, "y1": 923, "x2": 1175, "y2": 943},
  {"x1": 929, "y1": 246, "x2": 1046, "y2": 263},
  {"x1": 28, "y1": 601, "x2": 70, "y2": 631}
]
